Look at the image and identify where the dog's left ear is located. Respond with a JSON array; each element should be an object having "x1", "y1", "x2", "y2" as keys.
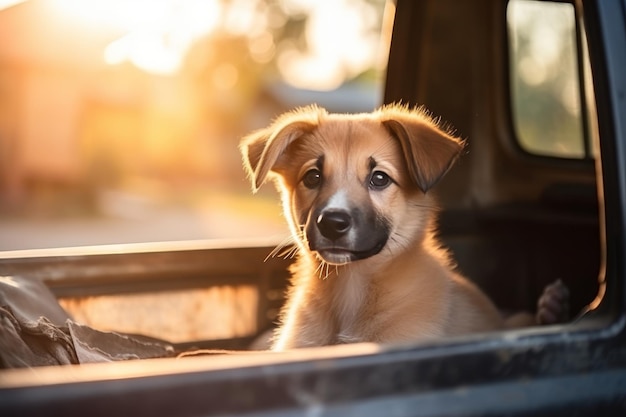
[{"x1": 379, "y1": 106, "x2": 464, "y2": 193}]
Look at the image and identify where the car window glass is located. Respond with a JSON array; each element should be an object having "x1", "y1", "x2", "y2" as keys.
[{"x1": 507, "y1": 0, "x2": 587, "y2": 158}]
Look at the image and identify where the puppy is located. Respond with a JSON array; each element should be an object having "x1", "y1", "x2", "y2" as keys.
[{"x1": 240, "y1": 104, "x2": 505, "y2": 350}]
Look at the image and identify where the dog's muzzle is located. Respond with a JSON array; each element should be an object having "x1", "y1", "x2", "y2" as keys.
[{"x1": 307, "y1": 207, "x2": 389, "y2": 265}]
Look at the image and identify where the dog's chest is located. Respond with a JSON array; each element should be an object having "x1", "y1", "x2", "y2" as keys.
[{"x1": 330, "y1": 270, "x2": 370, "y2": 343}]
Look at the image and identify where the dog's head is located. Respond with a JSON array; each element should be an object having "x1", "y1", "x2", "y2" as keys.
[{"x1": 240, "y1": 104, "x2": 464, "y2": 266}]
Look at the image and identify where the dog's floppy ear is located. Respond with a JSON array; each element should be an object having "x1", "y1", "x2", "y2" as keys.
[
  {"x1": 379, "y1": 105, "x2": 464, "y2": 193},
  {"x1": 240, "y1": 106, "x2": 324, "y2": 191}
]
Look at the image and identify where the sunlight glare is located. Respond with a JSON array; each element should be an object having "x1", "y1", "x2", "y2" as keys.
[
  {"x1": 278, "y1": 0, "x2": 380, "y2": 90},
  {"x1": 53, "y1": 0, "x2": 166, "y2": 32},
  {"x1": 224, "y1": 0, "x2": 267, "y2": 36},
  {"x1": 54, "y1": 0, "x2": 222, "y2": 75},
  {"x1": 104, "y1": 31, "x2": 182, "y2": 75},
  {"x1": 0, "y1": 0, "x2": 25, "y2": 10}
]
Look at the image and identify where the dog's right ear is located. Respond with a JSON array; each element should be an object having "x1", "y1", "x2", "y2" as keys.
[{"x1": 240, "y1": 106, "x2": 323, "y2": 191}]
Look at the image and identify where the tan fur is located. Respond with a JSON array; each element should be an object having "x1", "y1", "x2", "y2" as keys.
[{"x1": 240, "y1": 104, "x2": 504, "y2": 351}]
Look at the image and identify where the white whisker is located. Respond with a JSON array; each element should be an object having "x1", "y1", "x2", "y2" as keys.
[
  {"x1": 266, "y1": 235, "x2": 298, "y2": 261},
  {"x1": 323, "y1": 262, "x2": 332, "y2": 280},
  {"x1": 314, "y1": 259, "x2": 325, "y2": 279}
]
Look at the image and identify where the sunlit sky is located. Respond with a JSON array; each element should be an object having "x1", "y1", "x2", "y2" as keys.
[
  {"x1": 0, "y1": 0, "x2": 24, "y2": 9},
  {"x1": 2, "y1": 0, "x2": 384, "y2": 89}
]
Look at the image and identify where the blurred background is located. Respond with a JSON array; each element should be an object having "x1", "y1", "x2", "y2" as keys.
[
  {"x1": 0, "y1": 0, "x2": 581, "y2": 251},
  {"x1": 0, "y1": 0, "x2": 391, "y2": 250}
]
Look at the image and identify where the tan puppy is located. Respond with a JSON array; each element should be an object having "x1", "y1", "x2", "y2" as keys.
[{"x1": 240, "y1": 104, "x2": 504, "y2": 351}]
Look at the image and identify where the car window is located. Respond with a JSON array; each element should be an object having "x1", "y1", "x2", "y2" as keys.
[
  {"x1": 0, "y1": 0, "x2": 390, "y2": 252},
  {"x1": 507, "y1": 0, "x2": 590, "y2": 159}
]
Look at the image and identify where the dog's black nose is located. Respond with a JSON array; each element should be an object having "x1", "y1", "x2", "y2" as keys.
[{"x1": 317, "y1": 210, "x2": 351, "y2": 240}]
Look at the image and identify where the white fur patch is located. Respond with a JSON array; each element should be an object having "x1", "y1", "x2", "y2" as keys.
[{"x1": 325, "y1": 190, "x2": 350, "y2": 211}]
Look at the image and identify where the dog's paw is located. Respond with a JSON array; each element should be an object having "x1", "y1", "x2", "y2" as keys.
[{"x1": 536, "y1": 279, "x2": 570, "y2": 325}]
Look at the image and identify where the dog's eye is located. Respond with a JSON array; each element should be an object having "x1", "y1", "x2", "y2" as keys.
[
  {"x1": 370, "y1": 171, "x2": 392, "y2": 189},
  {"x1": 302, "y1": 169, "x2": 322, "y2": 189}
]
